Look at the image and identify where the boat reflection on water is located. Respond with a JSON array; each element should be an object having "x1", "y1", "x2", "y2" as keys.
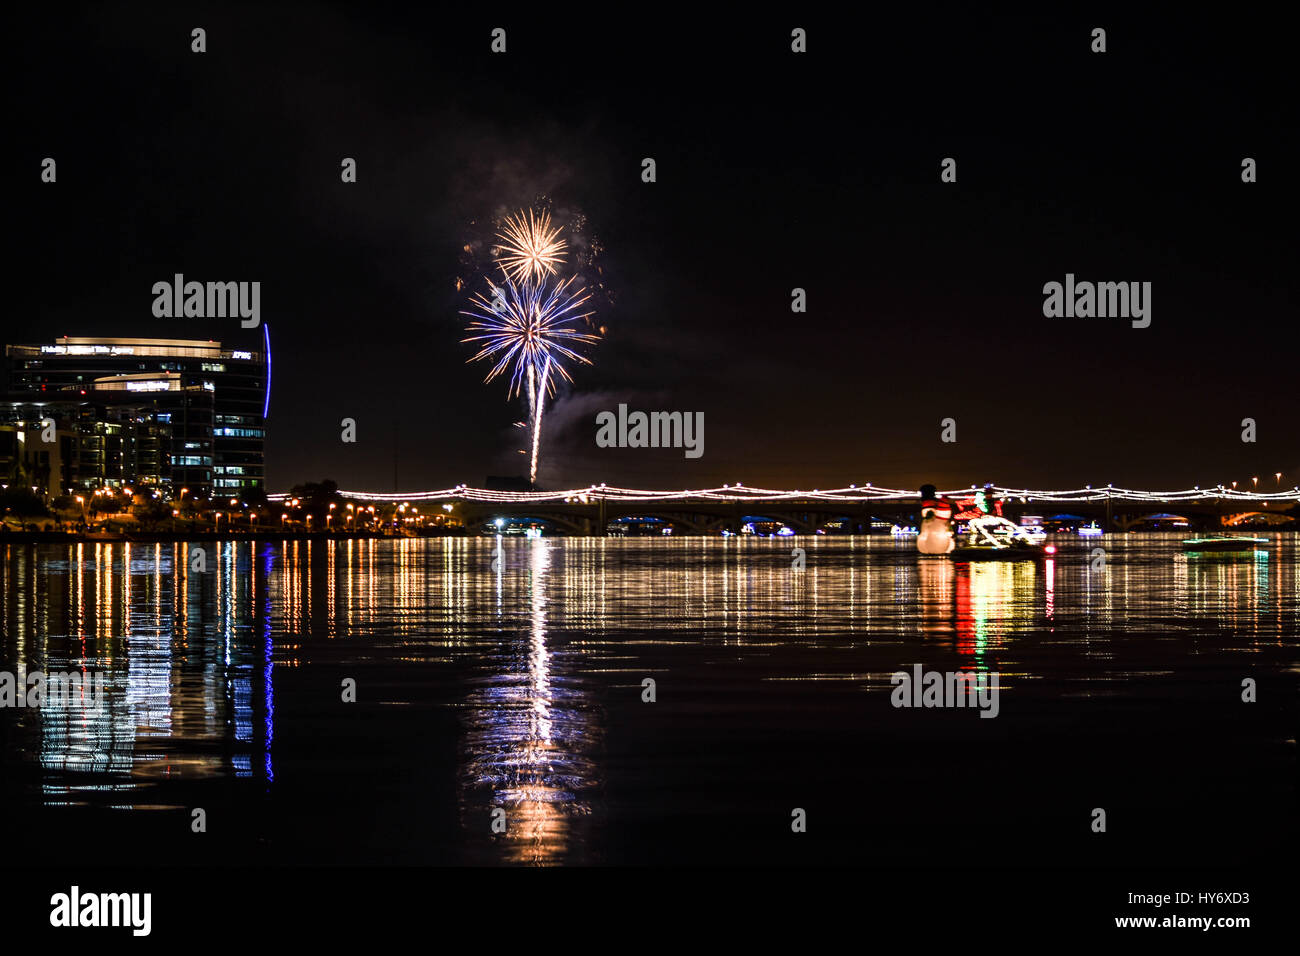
[
  {"x1": 918, "y1": 555, "x2": 1044, "y2": 668},
  {"x1": 916, "y1": 557, "x2": 956, "y2": 641},
  {"x1": 458, "y1": 539, "x2": 602, "y2": 865},
  {"x1": 1176, "y1": 541, "x2": 1274, "y2": 622},
  {"x1": 956, "y1": 561, "x2": 1043, "y2": 663}
]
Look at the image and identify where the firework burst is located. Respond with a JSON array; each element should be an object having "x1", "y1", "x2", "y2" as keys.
[
  {"x1": 462, "y1": 276, "x2": 597, "y2": 398},
  {"x1": 462, "y1": 269, "x2": 599, "y2": 483},
  {"x1": 494, "y1": 207, "x2": 568, "y2": 283}
]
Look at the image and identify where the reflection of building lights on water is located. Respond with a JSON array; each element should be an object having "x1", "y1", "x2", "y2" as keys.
[{"x1": 31, "y1": 541, "x2": 274, "y2": 806}]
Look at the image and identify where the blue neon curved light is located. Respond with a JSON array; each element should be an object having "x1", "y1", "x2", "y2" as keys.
[{"x1": 262, "y1": 323, "x2": 272, "y2": 419}]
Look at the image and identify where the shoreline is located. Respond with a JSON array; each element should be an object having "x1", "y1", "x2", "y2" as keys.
[
  {"x1": 0, "y1": 529, "x2": 463, "y2": 544},
  {"x1": 0, "y1": 528, "x2": 1293, "y2": 545}
]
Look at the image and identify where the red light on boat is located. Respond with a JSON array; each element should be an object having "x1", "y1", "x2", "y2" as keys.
[{"x1": 1044, "y1": 545, "x2": 1057, "y2": 554}]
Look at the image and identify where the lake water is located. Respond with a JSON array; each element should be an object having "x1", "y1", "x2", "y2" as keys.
[{"x1": 1, "y1": 534, "x2": 1295, "y2": 866}]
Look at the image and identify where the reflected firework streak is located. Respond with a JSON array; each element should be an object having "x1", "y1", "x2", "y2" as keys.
[{"x1": 459, "y1": 540, "x2": 602, "y2": 864}]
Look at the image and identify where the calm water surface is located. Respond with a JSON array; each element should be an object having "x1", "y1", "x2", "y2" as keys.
[{"x1": 1, "y1": 534, "x2": 1295, "y2": 866}]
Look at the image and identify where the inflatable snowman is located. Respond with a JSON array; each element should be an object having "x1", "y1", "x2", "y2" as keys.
[{"x1": 916, "y1": 484, "x2": 955, "y2": 555}]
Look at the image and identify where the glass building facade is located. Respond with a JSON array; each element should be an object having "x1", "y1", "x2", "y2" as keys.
[{"x1": 3, "y1": 336, "x2": 268, "y2": 498}]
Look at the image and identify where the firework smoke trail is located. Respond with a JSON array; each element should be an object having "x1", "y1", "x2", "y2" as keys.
[
  {"x1": 526, "y1": 362, "x2": 536, "y2": 436},
  {"x1": 530, "y1": 356, "x2": 552, "y2": 482},
  {"x1": 461, "y1": 274, "x2": 598, "y2": 483}
]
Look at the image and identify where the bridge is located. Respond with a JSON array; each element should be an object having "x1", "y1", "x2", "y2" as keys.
[{"x1": 269, "y1": 484, "x2": 1300, "y2": 536}]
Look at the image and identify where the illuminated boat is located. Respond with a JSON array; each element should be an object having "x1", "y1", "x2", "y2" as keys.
[
  {"x1": 951, "y1": 515, "x2": 1051, "y2": 561},
  {"x1": 1181, "y1": 534, "x2": 1267, "y2": 553},
  {"x1": 1078, "y1": 523, "x2": 1103, "y2": 537}
]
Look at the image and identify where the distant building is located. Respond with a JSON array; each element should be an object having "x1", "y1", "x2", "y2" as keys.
[
  {"x1": 4, "y1": 335, "x2": 269, "y2": 498},
  {"x1": 0, "y1": 396, "x2": 172, "y2": 495}
]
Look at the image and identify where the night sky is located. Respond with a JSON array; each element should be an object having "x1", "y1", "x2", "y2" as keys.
[{"x1": 12, "y1": 6, "x2": 1297, "y2": 493}]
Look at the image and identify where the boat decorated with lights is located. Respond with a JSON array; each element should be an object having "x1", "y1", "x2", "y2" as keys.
[
  {"x1": 1181, "y1": 534, "x2": 1268, "y2": 553},
  {"x1": 951, "y1": 514, "x2": 1051, "y2": 560}
]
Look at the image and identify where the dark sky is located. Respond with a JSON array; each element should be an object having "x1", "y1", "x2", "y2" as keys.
[{"x1": 12, "y1": 5, "x2": 1297, "y2": 493}]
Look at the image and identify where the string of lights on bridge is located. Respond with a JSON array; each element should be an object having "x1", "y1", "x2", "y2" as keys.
[{"x1": 269, "y1": 483, "x2": 1300, "y2": 505}]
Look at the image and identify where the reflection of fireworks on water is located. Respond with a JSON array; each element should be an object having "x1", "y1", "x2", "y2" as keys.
[
  {"x1": 494, "y1": 208, "x2": 567, "y2": 283},
  {"x1": 461, "y1": 204, "x2": 601, "y2": 484},
  {"x1": 459, "y1": 541, "x2": 602, "y2": 865}
]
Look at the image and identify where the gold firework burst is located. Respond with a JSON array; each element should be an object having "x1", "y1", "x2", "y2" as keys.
[{"x1": 494, "y1": 208, "x2": 568, "y2": 282}]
